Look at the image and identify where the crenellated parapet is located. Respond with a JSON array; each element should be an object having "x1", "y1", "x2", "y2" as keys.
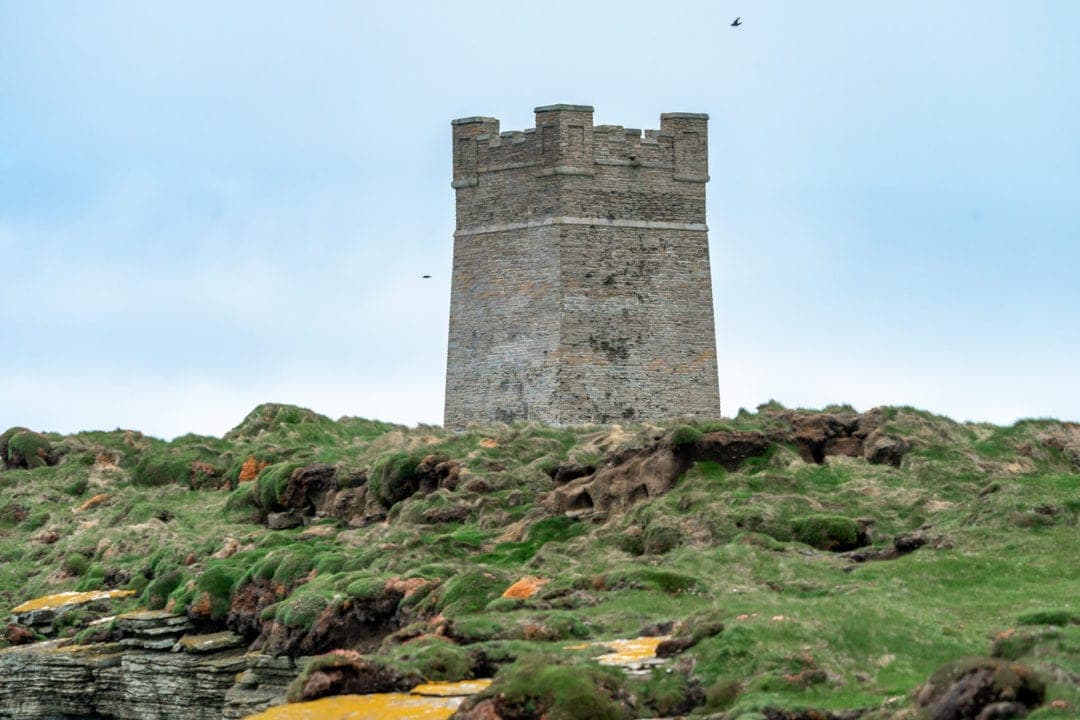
[{"x1": 452, "y1": 105, "x2": 708, "y2": 189}]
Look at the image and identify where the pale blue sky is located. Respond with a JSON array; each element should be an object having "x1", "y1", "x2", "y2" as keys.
[{"x1": 2, "y1": 1, "x2": 1078, "y2": 438}]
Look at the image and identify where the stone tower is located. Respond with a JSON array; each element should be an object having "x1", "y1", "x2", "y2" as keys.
[{"x1": 444, "y1": 104, "x2": 720, "y2": 429}]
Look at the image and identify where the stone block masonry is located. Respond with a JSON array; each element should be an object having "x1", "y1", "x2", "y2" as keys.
[{"x1": 445, "y1": 104, "x2": 721, "y2": 429}]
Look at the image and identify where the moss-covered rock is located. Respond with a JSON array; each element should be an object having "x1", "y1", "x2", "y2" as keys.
[
  {"x1": 1, "y1": 428, "x2": 54, "y2": 470},
  {"x1": 462, "y1": 654, "x2": 631, "y2": 720},
  {"x1": 790, "y1": 514, "x2": 864, "y2": 551}
]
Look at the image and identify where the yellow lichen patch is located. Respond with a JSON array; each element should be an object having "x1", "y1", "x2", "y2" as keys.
[
  {"x1": 410, "y1": 679, "x2": 492, "y2": 697},
  {"x1": 501, "y1": 576, "x2": 549, "y2": 599},
  {"x1": 12, "y1": 590, "x2": 136, "y2": 614},
  {"x1": 594, "y1": 636, "x2": 669, "y2": 666},
  {"x1": 242, "y1": 693, "x2": 465, "y2": 720}
]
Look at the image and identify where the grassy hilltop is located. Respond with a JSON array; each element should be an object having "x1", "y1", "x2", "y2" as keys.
[{"x1": 1, "y1": 403, "x2": 1078, "y2": 719}]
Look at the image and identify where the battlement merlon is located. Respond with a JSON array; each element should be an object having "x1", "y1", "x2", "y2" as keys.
[{"x1": 451, "y1": 106, "x2": 708, "y2": 188}]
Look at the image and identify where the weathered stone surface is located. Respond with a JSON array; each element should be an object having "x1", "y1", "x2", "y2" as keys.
[
  {"x1": 278, "y1": 463, "x2": 336, "y2": 510},
  {"x1": 221, "y1": 654, "x2": 297, "y2": 719},
  {"x1": 445, "y1": 105, "x2": 721, "y2": 429},
  {"x1": 863, "y1": 430, "x2": 908, "y2": 467},
  {"x1": 547, "y1": 430, "x2": 770, "y2": 514},
  {"x1": 266, "y1": 509, "x2": 303, "y2": 530},
  {"x1": 11, "y1": 589, "x2": 136, "y2": 629},
  {"x1": 175, "y1": 631, "x2": 246, "y2": 654}
]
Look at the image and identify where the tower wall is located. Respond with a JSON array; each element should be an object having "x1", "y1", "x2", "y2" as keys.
[{"x1": 445, "y1": 105, "x2": 721, "y2": 428}]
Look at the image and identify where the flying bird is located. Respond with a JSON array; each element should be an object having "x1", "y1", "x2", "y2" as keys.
[
  {"x1": 730, "y1": 16, "x2": 742, "y2": 27},
  {"x1": 422, "y1": 275, "x2": 432, "y2": 279}
]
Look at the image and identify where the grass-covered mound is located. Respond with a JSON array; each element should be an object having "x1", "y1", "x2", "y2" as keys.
[{"x1": 0, "y1": 402, "x2": 1078, "y2": 718}]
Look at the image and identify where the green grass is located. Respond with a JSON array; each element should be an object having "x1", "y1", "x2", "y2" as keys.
[{"x1": 0, "y1": 403, "x2": 1077, "y2": 718}]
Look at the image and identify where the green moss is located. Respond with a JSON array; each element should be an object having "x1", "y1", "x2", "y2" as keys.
[
  {"x1": 369, "y1": 450, "x2": 426, "y2": 506},
  {"x1": 195, "y1": 563, "x2": 245, "y2": 620},
  {"x1": 439, "y1": 570, "x2": 506, "y2": 614},
  {"x1": 388, "y1": 636, "x2": 472, "y2": 681},
  {"x1": 63, "y1": 477, "x2": 90, "y2": 497},
  {"x1": 477, "y1": 655, "x2": 628, "y2": 720},
  {"x1": 477, "y1": 516, "x2": 587, "y2": 566},
  {"x1": 268, "y1": 592, "x2": 333, "y2": 630},
  {"x1": 0, "y1": 426, "x2": 29, "y2": 463},
  {"x1": 63, "y1": 553, "x2": 90, "y2": 576},
  {"x1": 75, "y1": 563, "x2": 107, "y2": 591},
  {"x1": 131, "y1": 455, "x2": 192, "y2": 487},
  {"x1": 704, "y1": 678, "x2": 743, "y2": 711},
  {"x1": 449, "y1": 616, "x2": 507, "y2": 643},
  {"x1": 643, "y1": 523, "x2": 682, "y2": 555},
  {"x1": 636, "y1": 668, "x2": 690, "y2": 716},
  {"x1": 253, "y1": 461, "x2": 305, "y2": 512},
  {"x1": 224, "y1": 483, "x2": 257, "y2": 515},
  {"x1": 790, "y1": 514, "x2": 861, "y2": 551},
  {"x1": 22, "y1": 508, "x2": 49, "y2": 531},
  {"x1": 144, "y1": 569, "x2": 186, "y2": 610},
  {"x1": 5, "y1": 430, "x2": 53, "y2": 469},
  {"x1": 1017, "y1": 609, "x2": 1078, "y2": 627},
  {"x1": 607, "y1": 568, "x2": 702, "y2": 594},
  {"x1": 345, "y1": 575, "x2": 388, "y2": 601},
  {"x1": 670, "y1": 425, "x2": 704, "y2": 449}
]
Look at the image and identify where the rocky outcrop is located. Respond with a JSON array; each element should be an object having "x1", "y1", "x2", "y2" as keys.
[
  {"x1": 0, "y1": 607, "x2": 288, "y2": 720},
  {"x1": 116, "y1": 609, "x2": 196, "y2": 650},
  {"x1": 785, "y1": 410, "x2": 906, "y2": 467},
  {"x1": 252, "y1": 585, "x2": 404, "y2": 657},
  {"x1": 547, "y1": 411, "x2": 908, "y2": 516},
  {"x1": 0, "y1": 638, "x2": 249, "y2": 719},
  {"x1": 221, "y1": 654, "x2": 297, "y2": 719},
  {"x1": 916, "y1": 657, "x2": 1045, "y2": 720},
  {"x1": 547, "y1": 430, "x2": 771, "y2": 515}
]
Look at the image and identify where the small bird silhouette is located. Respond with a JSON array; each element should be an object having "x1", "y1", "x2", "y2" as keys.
[
  {"x1": 730, "y1": 16, "x2": 742, "y2": 27},
  {"x1": 422, "y1": 274, "x2": 432, "y2": 279}
]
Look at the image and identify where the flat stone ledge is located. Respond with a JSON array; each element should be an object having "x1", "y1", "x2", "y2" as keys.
[
  {"x1": 661, "y1": 112, "x2": 709, "y2": 120},
  {"x1": 534, "y1": 103, "x2": 594, "y2": 113},
  {"x1": 451, "y1": 115, "x2": 497, "y2": 126}
]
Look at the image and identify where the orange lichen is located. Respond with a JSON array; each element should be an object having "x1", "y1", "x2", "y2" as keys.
[
  {"x1": 12, "y1": 590, "x2": 136, "y2": 614},
  {"x1": 75, "y1": 493, "x2": 111, "y2": 513},
  {"x1": 239, "y1": 457, "x2": 270, "y2": 482},
  {"x1": 410, "y1": 679, "x2": 492, "y2": 697},
  {"x1": 478, "y1": 438, "x2": 498, "y2": 448},
  {"x1": 501, "y1": 576, "x2": 549, "y2": 600},
  {"x1": 242, "y1": 693, "x2": 465, "y2": 720}
]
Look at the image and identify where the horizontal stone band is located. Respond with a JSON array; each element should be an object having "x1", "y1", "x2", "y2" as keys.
[{"x1": 455, "y1": 217, "x2": 708, "y2": 237}]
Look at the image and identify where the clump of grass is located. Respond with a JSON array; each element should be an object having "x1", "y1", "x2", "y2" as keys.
[
  {"x1": 1017, "y1": 609, "x2": 1078, "y2": 627},
  {"x1": 790, "y1": 514, "x2": 862, "y2": 551},
  {"x1": 670, "y1": 425, "x2": 703, "y2": 449},
  {"x1": 369, "y1": 450, "x2": 426, "y2": 507},
  {"x1": 63, "y1": 554, "x2": 90, "y2": 576},
  {"x1": 386, "y1": 635, "x2": 472, "y2": 681},
  {"x1": 477, "y1": 516, "x2": 586, "y2": 566},
  {"x1": 643, "y1": 523, "x2": 682, "y2": 555},
  {"x1": 193, "y1": 562, "x2": 246, "y2": 620},
  {"x1": 144, "y1": 569, "x2": 186, "y2": 610},
  {"x1": 2, "y1": 429, "x2": 53, "y2": 469},
  {"x1": 253, "y1": 462, "x2": 305, "y2": 513},
  {"x1": 473, "y1": 654, "x2": 629, "y2": 720},
  {"x1": 636, "y1": 667, "x2": 693, "y2": 716},
  {"x1": 437, "y1": 570, "x2": 507, "y2": 614}
]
